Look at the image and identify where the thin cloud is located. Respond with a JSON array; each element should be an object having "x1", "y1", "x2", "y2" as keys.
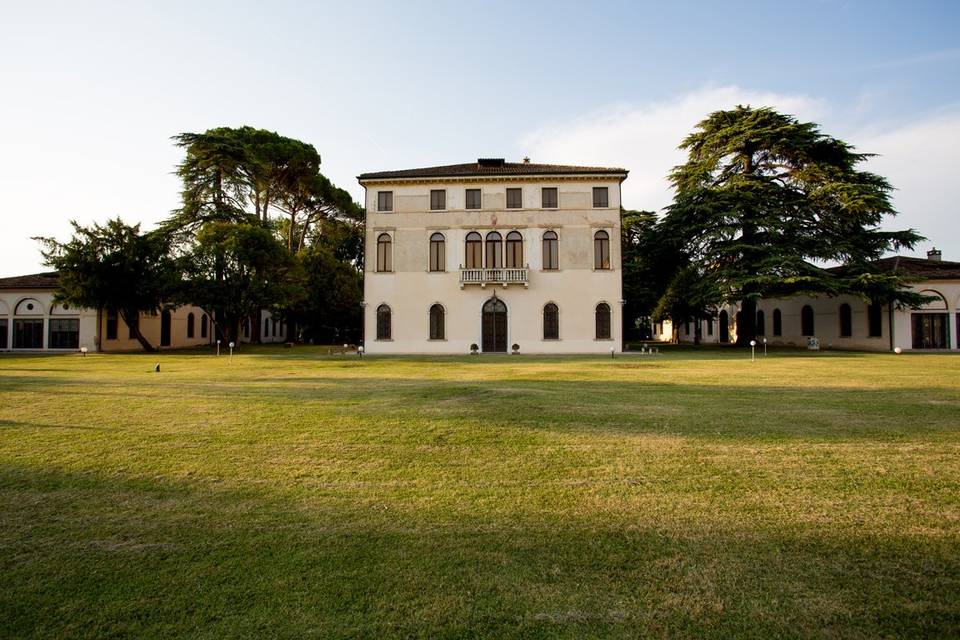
[{"x1": 868, "y1": 48, "x2": 960, "y2": 70}]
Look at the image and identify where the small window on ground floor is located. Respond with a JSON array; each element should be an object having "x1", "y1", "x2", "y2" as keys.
[
  {"x1": 543, "y1": 303, "x2": 559, "y2": 340},
  {"x1": 48, "y1": 318, "x2": 79, "y2": 349},
  {"x1": 868, "y1": 302, "x2": 883, "y2": 337},
  {"x1": 377, "y1": 304, "x2": 391, "y2": 340},
  {"x1": 106, "y1": 310, "x2": 118, "y2": 340},
  {"x1": 801, "y1": 305, "x2": 815, "y2": 336},
  {"x1": 912, "y1": 313, "x2": 949, "y2": 349},
  {"x1": 13, "y1": 318, "x2": 43, "y2": 349},
  {"x1": 429, "y1": 304, "x2": 444, "y2": 340},
  {"x1": 839, "y1": 303, "x2": 852, "y2": 337},
  {"x1": 596, "y1": 303, "x2": 611, "y2": 340}
]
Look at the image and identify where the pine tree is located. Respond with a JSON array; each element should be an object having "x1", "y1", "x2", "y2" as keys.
[{"x1": 663, "y1": 106, "x2": 923, "y2": 345}]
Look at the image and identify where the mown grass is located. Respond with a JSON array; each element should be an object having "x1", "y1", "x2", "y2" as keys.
[{"x1": 1, "y1": 346, "x2": 958, "y2": 638}]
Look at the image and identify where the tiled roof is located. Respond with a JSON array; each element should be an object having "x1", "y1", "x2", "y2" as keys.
[
  {"x1": 358, "y1": 159, "x2": 628, "y2": 181},
  {"x1": 830, "y1": 256, "x2": 960, "y2": 280},
  {"x1": 870, "y1": 256, "x2": 960, "y2": 279},
  {"x1": 0, "y1": 271, "x2": 60, "y2": 290}
]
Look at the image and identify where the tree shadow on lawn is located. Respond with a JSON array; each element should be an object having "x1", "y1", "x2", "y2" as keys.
[{"x1": 0, "y1": 462, "x2": 956, "y2": 639}]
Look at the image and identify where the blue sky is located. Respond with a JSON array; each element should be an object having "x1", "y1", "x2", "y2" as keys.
[{"x1": 2, "y1": 0, "x2": 959, "y2": 275}]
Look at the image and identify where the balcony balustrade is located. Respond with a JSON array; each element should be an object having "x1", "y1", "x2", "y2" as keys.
[{"x1": 459, "y1": 267, "x2": 529, "y2": 288}]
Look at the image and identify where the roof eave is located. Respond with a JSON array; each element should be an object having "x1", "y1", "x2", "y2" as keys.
[{"x1": 357, "y1": 171, "x2": 629, "y2": 185}]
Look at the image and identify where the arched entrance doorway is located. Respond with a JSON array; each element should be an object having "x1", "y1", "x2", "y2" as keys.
[
  {"x1": 482, "y1": 297, "x2": 507, "y2": 353},
  {"x1": 719, "y1": 310, "x2": 729, "y2": 343}
]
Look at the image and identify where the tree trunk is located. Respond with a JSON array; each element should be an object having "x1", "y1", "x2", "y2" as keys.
[
  {"x1": 287, "y1": 211, "x2": 297, "y2": 252},
  {"x1": 736, "y1": 299, "x2": 757, "y2": 346},
  {"x1": 121, "y1": 310, "x2": 156, "y2": 352},
  {"x1": 297, "y1": 217, "x2": 311, "y2": 252}
]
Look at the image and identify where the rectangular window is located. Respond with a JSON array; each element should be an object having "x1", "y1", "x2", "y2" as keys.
[
  {"x1": 506, "y1": 188, "x2": 522, "y2": 209},
  {"x1": 0, "y1": 318, "x2": 7, "y2": 349},
  {"x1": 868, "y1": 303, "x2": 883, "y2": 337},
  {"x1": 377, "y1": 191, "x2": 393, "y2": 212},
  {"x1": 430, "y1": 189, "x2": 446, "y2": 210},
  {"x1": 14, "y1": 319, "x2": 44, "y2": 349},
  {"x1": 912, "y1": 313, "x2": 949, "y2": 349},
  {"x1": 593, "y1": 187, "x2": 609, "y2": 208},
  {"x1": 48, "y1": 318, "x2": 79, "y2": 349},
  {"x1": 465, "y1": 189, "x2": 481, "y2": 210},
  {"x1": 541, "y1": 187, "x2": 558, "y2": 208},
  {"x1": 106, "y1": 311, "x2": 118, "y2": 340}
]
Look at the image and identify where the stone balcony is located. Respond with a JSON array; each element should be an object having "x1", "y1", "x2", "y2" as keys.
[{"x1": 459, "y1": 267, "x2": 529, "y2": 288}]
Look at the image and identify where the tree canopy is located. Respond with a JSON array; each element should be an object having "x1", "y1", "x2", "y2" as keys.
[
  {"x1": 35, "y1": 219, "x2": 176, "y2": 351},
  {"x1": 176, "y1": 222, "x2": 303, "y2": 343},
  {"x1": 661, "y1": 106, "x2": 924, "y2": 344},
  {"x1": 168, "y1": 126, "x2": 362, "y2": 252}
]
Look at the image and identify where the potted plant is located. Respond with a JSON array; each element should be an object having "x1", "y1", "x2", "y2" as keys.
[
  {"x1": 470, "y1": 343, "x2": 479, "y2": 355},
  {"x1": 511, "y1": 343, "x2": 520, "y2": 354}
]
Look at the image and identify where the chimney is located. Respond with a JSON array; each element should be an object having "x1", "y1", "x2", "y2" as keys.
[{"x1": 927, "y1": 247, "x2": 942, "y2": 261}]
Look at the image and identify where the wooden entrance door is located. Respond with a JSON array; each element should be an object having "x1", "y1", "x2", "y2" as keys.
[{"x1": 482, "y1": 298, "x2": 507, "y2": 352}]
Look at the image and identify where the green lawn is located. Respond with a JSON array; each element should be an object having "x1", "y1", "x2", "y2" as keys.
[{"x1": 1, "y1": 347, "x2": 958, "y2": 638}]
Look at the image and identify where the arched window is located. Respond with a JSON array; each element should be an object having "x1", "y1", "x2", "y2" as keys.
[
  {"x1": 485, "y1": 231, "x2": 502, "y2": 269},
  {"x1": 839, "y1": 303, "x2": 852, "y2": 337},
  {"x1": 505, "y1": 231, "x2": 523, "y2": 268},
  {"x1": 376, "y1": 233, "x2": 392, "y2": 272},
  {"x1": 772, "y1": 309, "x2": 782, "y2": 336},
  {"x1": 756, "y1": 310, "x2": 765, "y2": 336},
  {"x1": 201, "y1": 314, "x2": 208, "y2": 339},
  {"x1": 264, "y1": 318, "x2": 270, "y2": 337},
  {"x1": 594, "y1": 230, "x2": 610, "y2": 269},
  {"x1": 429, "y1": 233, "x2": 445, "y2": 272},
  {"x1": 719, "y1": 310, "x2": 729, "y2": 343},
  {"x1": 376, "y1": 304, "x2": 391, "y2": 340},
  {"x1": 465, "y1": 232, "x2": 482, "y2": 269},
  {"x1": 160, "y1": 310, "x2": 171, "y2": 347},
  {"x1": 429, "y1": 304, "x2": 445, "y2": 340},
  {"x1": 187, "y1": 312, "x2": 195, "y2": 339},
  {"x1": 543, "y1": 303, "x2": 559, "y2": 340},
  {"x1": 542, "y1": 230, "x2": 558, "y2": 270},
  {"x1": 801, "y1": 305, "x2": 815, "y2": 336},
  {"x1": 595, "y1": 302, "x2": 611, "y2": 340}
]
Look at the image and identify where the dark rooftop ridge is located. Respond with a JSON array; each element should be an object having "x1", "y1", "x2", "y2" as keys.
[
  {"x1": 829, "y1": 255, "x2": 960, "y2": 280},
  {"x1": 358, "y1": 159, "x2": 628, "y2": 181},
  {"x1": 0, "y1": 271, "x2": 60, "y2": 290}
]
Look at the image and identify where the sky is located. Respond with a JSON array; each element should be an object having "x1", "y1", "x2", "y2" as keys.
[{"x1": 1, "y1": 0, "x2": 958, "y2": 276}]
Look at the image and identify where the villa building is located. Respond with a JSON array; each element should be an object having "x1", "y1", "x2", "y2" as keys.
[
  {"x1": 358, "y1": 158, "x2": 628, "y2": 353},
  {"x1": 0, "y1": 271, "x2": 287, "y2": 352},
  {"x1": 669, "y1": 249, "x2": 960, "y2": 352}
]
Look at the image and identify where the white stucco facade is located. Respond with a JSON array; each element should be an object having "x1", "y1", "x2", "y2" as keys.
[{"x1": 359, "y1": 160, "x2": 627, "y2": 354}]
